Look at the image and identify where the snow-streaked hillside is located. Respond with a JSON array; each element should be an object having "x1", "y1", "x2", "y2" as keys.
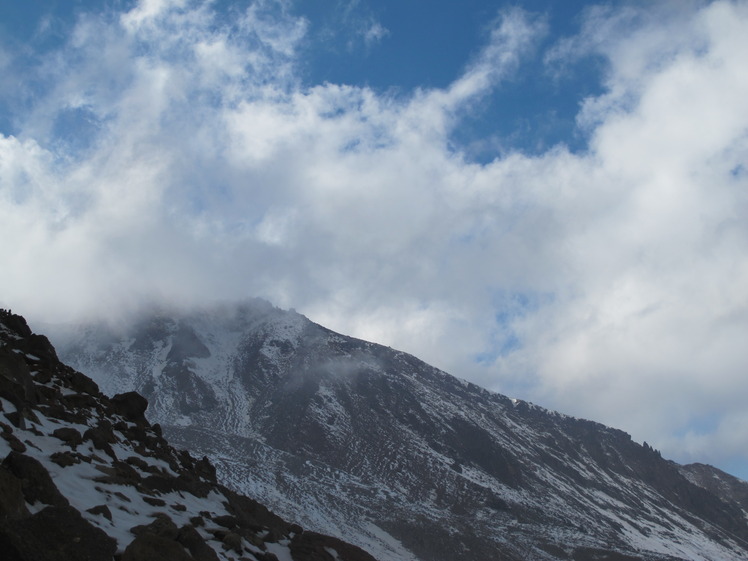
[
  {"x1": 0, "y1": 307, "x2": 377, "y2": 561},
  {"x1": 54, "y1": 300, "x2": 748, "y2": 561}
]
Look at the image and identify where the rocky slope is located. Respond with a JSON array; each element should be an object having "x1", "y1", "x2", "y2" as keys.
[
  {"x1": 54, "y1": 300, "x2": 748, "y2": 561},
  {"x1": 0, "y1": 308, "x2": 377, "y2": 561}
]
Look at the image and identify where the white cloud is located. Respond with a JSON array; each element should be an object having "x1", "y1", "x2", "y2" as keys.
[
  {"x1": 363, "y1": 22, "x2": 388, "y2": 47},
  {"x1": 1, "y1": 0, "x2": 747, "y2": 476}
]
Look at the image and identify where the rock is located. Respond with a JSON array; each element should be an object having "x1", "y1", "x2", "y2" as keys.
[
  {"x1": 2, "y1": 452, "x2": 69, "y2": 508},
  {"x1": 122, "y1": 533, "x2": 192, "y2": 561},
  {"x1": 177, "y1": 524, "x2": 220, "y2": 561},
  {"x1": 0, "y1": 504, "x2": 117, "y2": 561},
  {"x1": 2, "y1": 411, "x2": 25, "y2": 430},
  {"x1": 61, "y1": 393, "x2": 98, "y2": 410},
  {"x1": 131, "y1": 514, "x2": 179, "y2": 540},
  {"x1": 50, "y1": 451, "x2": 80, "y2": 467},
  {"x1": 221, "y1": 531, "x2": 243, "y2": 553},
  {"x1": 1, "y1": 431, "x2": 27, "y2": 453},
  {"x1": 86, "y1": 504, "x2": 113, "y2": 521},
  {"x1": 40, "y1": 403, "x2": 88, "y2": 424},
  {"x1": 68, "y1": 371, "x2": 100, "y2": 396},
  {"x1": 212, "y1": 514, "x2": 238, "y2": 529},
  {"x1": 0, "y1": 311, "x2": 32, "y2": 338},
  {"x1": 35, "y1": 385, "x2": 61, "y2": 404},
  {"x1": 0, "y1": 347, "x2": 36, "y2": 408},
  {"x1": 0, "y1": 466, "x2": 30, "y2": 520},
  {"x1": 290, "y1": 531, "x2": 379, "y2": 561},
  {"x1": 143, "y1": 496, "x2": 166, "y2": 507},
  {"x1": 51, "y1": 427, "x2": 83, "y2": 448},
  {"x1": 195, "y1": 455, "x2": 217, "y2": 483},
  {"x1": 94, "y1": 460, "x2": 144, "y2": 487},
  {"x1": 83, "y1": 425, "x2": 116, "y2": 459},
  {"x1": 221, "y1": 487, "x2": 289, "y2": 537},
  {"x1": 113, "y1": 460, "x2": 142, "y2": 481},
  {"x1": 124, "y1": 455, "x2": 149, "y2": 470},
  {"x1": 109, "y1": 392, "x2": 148, "y2": 423}
]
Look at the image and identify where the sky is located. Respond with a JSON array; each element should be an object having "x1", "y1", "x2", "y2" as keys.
[{"x1": 1, "y1": 0, "x2": 747, "y2": 479}]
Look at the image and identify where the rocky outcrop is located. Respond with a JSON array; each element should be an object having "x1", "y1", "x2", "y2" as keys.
[{"x1": 0, "y1": 308, "x2": 379, "y2": 561}]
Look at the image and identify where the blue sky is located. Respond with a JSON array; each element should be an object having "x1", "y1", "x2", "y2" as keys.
[
  {"x1": 1, "y1": 0, "x2": 747, "y2": 481},
  {"x1": 0, "y1": 0, "x2": 605, "y2": 155}
]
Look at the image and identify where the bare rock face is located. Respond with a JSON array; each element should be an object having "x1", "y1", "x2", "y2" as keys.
[
  {"x1": 53, "y1": 301, "x2": 748, "y2": 561},
  {"x1": 2, "y1": 452, "x2": 70, "y2": 508},
  {"x1": 0, "y1": 308, "x2": 380, "y2": 561},
  {"x1": 0, "y1": 505, "x2": 117, "y2": 561},
  {"x1": 0, "y1": 465, "x2": 30, "y2": 520}
]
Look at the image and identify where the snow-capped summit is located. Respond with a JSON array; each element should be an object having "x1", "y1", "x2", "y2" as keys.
[
  {"x1": 0, "y1": 307, "x2": 377, "y2": 561},
  {"x1": 55, "y1": 300, "x2": 748, "y2": 561}
]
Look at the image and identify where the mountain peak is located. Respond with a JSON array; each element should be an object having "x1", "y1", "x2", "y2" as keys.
[
  {"x1": 0, "y1": 307, "x2": 380, "y2": 561},
  {"x1": 52, "y1": 302, "x2": 748, "y2": 561}
]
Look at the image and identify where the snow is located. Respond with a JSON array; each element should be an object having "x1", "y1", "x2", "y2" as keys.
[
  {"x1": 44, "y1": 304, "x2": 748, "y2": 561},
  {"x1": 265, "y1": 541, "x2": 294, "y2": 561}
]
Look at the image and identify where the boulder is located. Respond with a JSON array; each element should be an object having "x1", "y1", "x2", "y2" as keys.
[
  {"x1": 51, "y1": 427, "x2": 83, "y2": 448},
  {"x1": 131, "y1": 514, "x2": 179, "y2": 540},
  {"x1": 50, "y1": 451, "x2": 80, "y2": 467},
  {"x1": 68, "y1": 370, "x2": 100, "y2": 396},
  {"x1": 0, "y1": 466, "x2": 30, "y2": 520},
  {"x1": 177, "y1": 524, "x2": 220, "y2": 561},
  {"x1": 83, "y1": 425, "x2": 116, "y2": 459},
  {"x1": 0, "y1": 505, "x2": 116, "y2": 561},
  {"x1": 2, "y1": 452, "x2": 69, "y2": 508},
  {"x1": 290, "y1": 531, "x2": 379, "y2": 561},
  {"x1": 86, "y1": 504, "x2": 113, "y2": 522},
  {"x1": 0, "y1": 348, "x2": 36, "y2": 408},
  {"x1": 109, "y1": 392, "x2": 148, "y2": 423},
  {"x1": 122, "y1": 532, "x2": 193, "y2": 561}
]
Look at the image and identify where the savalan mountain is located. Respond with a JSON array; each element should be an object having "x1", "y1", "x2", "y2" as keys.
[
  {"x1": 0, "y1": 308, "x2": 379, "y2": 561},
  {"x1": 44, "y1": 299, "x2": 748, "y2": 561}
]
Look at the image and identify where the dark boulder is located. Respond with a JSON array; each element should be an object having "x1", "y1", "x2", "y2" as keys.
[
  {"x1": 122, "y1": 532, "x2": 193, "y2": 561},
  {"x1": 83, "y1": 424, "x2": 117, "y2": 459},
  {"x1": 0, "y1": 505, "x2": 116, "y2": 561},
  {"x1": 1, "y1": 430, "x2": 27, "y2": 453},
  {"x1": 0, "y1": 347, "x2": 36, "y2": 408},
  {"x1": 125, "y1": 515, "x2": 194, "y2": 561},
  {"x1": 0, "y1": 311, "x2": 33, "y2": 338},
  {"x1": 2, "y1": 452, "x2": 69, "y2": 508},
  {"x1": 50, "y1": 451, "x2": 80, "y2": 467},
  {"x1": 177, "y1": 524, "x2": 220, "y2": 561},
  {"x1": 86, "y1": 504, "x2": 113, "y2": 522},
  {"x1": 0, "y1": 466, "x2": 30, "y2": 520},
  {"x1": 51, "y1": 427, "x2": 83, "y2": 448},
  {"x1": 220, "y1": 531, "x2": 243, "y2": 553},
  {"x1": 131, "y1": 513, "x2": 179, "y2": 540},
  {"x1": 221, "y1": 487, "x2": 289, "y2": 537},
  {"x1": 290, "y1": 531, "x2": 379, "y2": 561},
  {"x1": 68, "y1": 370, "x2": 100, "y2": 396},
  {"x1": 110, "y1": 391, "x2": 148, "y2": 423}
]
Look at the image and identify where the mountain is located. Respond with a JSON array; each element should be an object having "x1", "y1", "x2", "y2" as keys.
[
  {"x1": 52, "y1": 300, "x2": 748, "y2": 561},
  {"x1": 0, "y1": 308, "x2": 378, "y2": 561}
]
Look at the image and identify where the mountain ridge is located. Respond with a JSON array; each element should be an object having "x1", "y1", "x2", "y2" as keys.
[
  {"x1": 52, "y1": 299, "x2": 748, "y2": 561},
  {"x1": 0, "y1": 307, "x2": 380, "y2": 561}
]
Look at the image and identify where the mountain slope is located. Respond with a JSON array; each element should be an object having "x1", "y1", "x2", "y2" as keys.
[
  {"x1": 54, "y1": 300, "x2": 748, "y2": 561},
  {"x1": 0, "y1": 308, "x2": 378, "y2": 561}
]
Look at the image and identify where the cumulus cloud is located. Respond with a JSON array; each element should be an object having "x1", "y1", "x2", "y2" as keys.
[{"x1": 0, "y1": 0, "x2": 746, "y2": 475}]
